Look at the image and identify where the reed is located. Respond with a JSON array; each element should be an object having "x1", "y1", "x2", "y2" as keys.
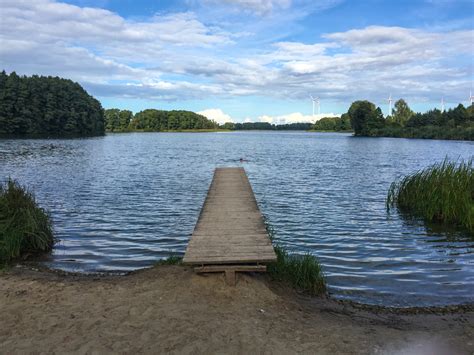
[
  {"x1": 387, "y1": 159, "x2": 474, "y2": 233},
  {"x1": 268, "y1": 245, "x2": 327, "y2": 295},
  {"x1": 155, "y1": 255, "x2": 182, "y2": 265},
  {"x1": 266, "y1": 223, "x2": 326, "y2": 295},
  {"x1": 0, "y1": 179, "x2": 55, "y2": 264}
]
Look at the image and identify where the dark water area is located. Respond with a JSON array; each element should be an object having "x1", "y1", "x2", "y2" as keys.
[{"x1": 1, "y1": 132, "x2": 473, "y2": 307}]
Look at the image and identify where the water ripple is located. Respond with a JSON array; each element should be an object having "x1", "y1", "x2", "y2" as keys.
[{"x1": 1, "y1": 132, "x2": 473, "y2": 306}]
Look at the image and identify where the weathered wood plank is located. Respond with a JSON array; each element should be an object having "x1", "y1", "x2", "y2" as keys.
[
  {"x1": 184, "y1": 256, "x2": 276, "y2": 264},
  {"x1": 195, "y1": 265, "x2": 267, "y2": 273},
  {"x1": 183, "y1": 167, "x2": 276, "y2": 266}
]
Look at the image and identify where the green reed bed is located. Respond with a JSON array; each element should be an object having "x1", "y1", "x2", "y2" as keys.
[
  {"x1": 0, "y1": 179, "x2": 55, "y2": 264},
  {"x1": 265, "y1": 224, "x2": 326, "y2": 295},
  {"x1": 155, "y1": 255, "x2": 183, "y2": 265},
  {"x1": 268, "y1": 245, "x2": 327, "y2": 295},
  {"x1": 387, "y1": 159, "x2": 474, "y2": 233}
]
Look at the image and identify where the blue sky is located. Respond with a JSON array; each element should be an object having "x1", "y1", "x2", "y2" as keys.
[{"x1": 1, "y1": 0, "x2": 472, "y2": 123}]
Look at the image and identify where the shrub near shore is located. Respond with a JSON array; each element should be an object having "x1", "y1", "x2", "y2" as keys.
[
  {"x1": 265, "y1": 223, "x2": 327, "y2": 295},
  {"x1": 387, "y1": 159, "x2": 474, "y2": 233},
  {"x1": 268, "y1": 245, "x2": 327, "y2": 295},
  {"x1": 0, "y1": 179, "x2": 55, "y2": 264}
]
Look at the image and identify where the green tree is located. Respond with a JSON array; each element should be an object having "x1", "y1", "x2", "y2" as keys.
[
  {"x1": 118, "y1": 110, "x2": 133, "y2": 130},
  {"x1": 339, "y1": 113, "x2": 351, "y2": 130},
  {"x1": 105, "y1": 109, "x2": 120, "y2": 132},
  {"x1": 128, "y1": 109, "x2": 218, "y2": 132},
  {"x1": 392, "y1": 99, "x2": 414, "y2": 126},
  {"x1": 348, "y1": 100, "x2": 385, "y2": 136},
  {"x1": 0, "y1": 71, "x2": 105, "y2": 137},
  {"x1": 221, "y1": 122, "x2": 235, "y2": 130}
]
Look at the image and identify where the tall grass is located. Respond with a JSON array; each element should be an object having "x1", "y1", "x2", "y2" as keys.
[
  {"x1": 387, "y1": 159, "x2": 474, "y2": 233},
  {"x1": 155, "y1": 254, "x2": 182, "y2": 265},
  {"x1": 265, "y1": 223, "x2": 326, "y2": 295},
  {"x1": 268, "y1": 245, "x2": 327, "y2": 295},
  {"x1": 0, "y1": 179, "x2": 55, "y2": 264}
]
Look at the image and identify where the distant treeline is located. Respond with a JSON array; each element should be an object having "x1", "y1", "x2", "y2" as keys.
[
  {"x1": 311, "y1": 115, "x2": 351, "y2": 132},
  {"x1": 5, "y1": 70, "x2": 470, "y2": 140},
  {"x1": 106, "y1": 110, "x2": 313, "y2": 132},
  {"x1": 345, "y1": 99, "x2": 474, "y2": 140},
  {"x1": 0, "y1": 71, "x2": 105, "y2": 137},
  {"x1": 221, "y1": 122, "x2": 313, "y2": 130},
  {"x1": 105, "y1": 109, "x2": 219, "y2": 132}
]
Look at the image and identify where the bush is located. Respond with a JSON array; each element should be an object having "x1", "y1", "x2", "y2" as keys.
[
  {"x1": 265, "y1": 223, "x2": 326, "y2": 295},
  {"x1": 155, "y1": 255, "x2": 182, "y2": 265},
  {"x1": 387, "y1": 159, "x2": 474, "y2": 233},
  {"x1": 268, "y1": 245, "x2": 327, "y2": 295},
  {"x1": 0, "y1": 179, "x2": 55, "y2": 264}
]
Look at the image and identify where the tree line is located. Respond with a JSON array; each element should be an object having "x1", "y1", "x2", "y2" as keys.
[
  {"x1": 3, "y1": 70, "x2": 471, "y2": 140},
  {"x1": 0, "y1": 71, "x2": 105, "y2": 137},
  {"x1": 105, "y1": 109, "x2": 220, "y2": 132},
  {"x1": 311, "y1": 115, "x2": 351, "y2": 131},
  {"x1": 221, "y1": 122, "x2": 313, "y2": 131},
  {"x1": 106, "y1": 110, "x2": 314, "y2": 132},
  {"x1": 345, "y1": 99, "x2": 474, "y2": 140}
]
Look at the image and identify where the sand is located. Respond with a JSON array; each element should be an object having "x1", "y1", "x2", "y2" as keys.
[{"x1": 1, "y1": 265, "x2": 473, "y2": 354}]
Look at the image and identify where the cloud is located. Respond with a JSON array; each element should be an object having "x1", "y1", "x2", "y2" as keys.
[
  {"x1": 197, "y1": 108, "x2": 234, "y2": 123},
  {"x1": 201, "y1": 0, "x2": 291, "y2": 14},
  {"x1": 258, "y1": 112, "x2": 339, "y2": 124},
  {"x1": 267, "y1": 26, "x2": 472, "y2": 102},
  {"x1": 0, "y1": 0, "x2": 231, "y2": 84},
  {"x1": 198, "y1": 0, "x2": 342, "y2": 16},
  {"x1": 0, "y1": 1, "x2": 230, "y2": 47},
  {"x1": 271, "y1": 41, "x2": 338, "y2": 60},
  {"x1": 0, "y1": 0, "x2": 471, "y2": 108},
  {"x1": 83, "y1": 81, "x2": 222, "y2": 101}
]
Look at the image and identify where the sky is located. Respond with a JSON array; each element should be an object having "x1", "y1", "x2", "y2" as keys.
[{"x1": 0, "y1": 0, "x2": 473, "y2": 124}]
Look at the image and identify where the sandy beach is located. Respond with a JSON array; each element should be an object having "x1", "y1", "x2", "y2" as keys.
[{"x1": 1, "y1": 265, "x2": 473, "y2": 354}]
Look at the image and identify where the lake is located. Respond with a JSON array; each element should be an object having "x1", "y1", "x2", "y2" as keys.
[{"x1": 1, "y1": 132, "x2": 473, "y2": 307}]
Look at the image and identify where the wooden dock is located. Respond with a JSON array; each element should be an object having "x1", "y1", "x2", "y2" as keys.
[{"x1": 183, "y1": 167, "x2": 276, "y2": 285}]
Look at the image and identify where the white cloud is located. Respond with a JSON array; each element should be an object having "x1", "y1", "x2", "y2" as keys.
[
  {"x1": 0, "y1": 0, "x2": 231, "y2": 85},
  {"x1": 197, "y1": 108, "x2": 234, "y2": 124},
  {"x1": 198, "y1": 0, "x2": 343, "y2": 16},
  {"x1": 257, "y1": 112, "x2": 339, "y2": 124},
  {"x1": 0, "y1": 1, "x2": 230, "y2": 48},
  {"x1": 202, "y1": 0, "x2": 291, "y2": 14},
  {"x1": 0, "y1": 0, "x2": 471, "y2": 106},
  {"x1": 85, "y1": 81, "x2": 222, "y2": 101},
  {"x1": 271, "y1": 41, "x2": 337, "y2": 60}
]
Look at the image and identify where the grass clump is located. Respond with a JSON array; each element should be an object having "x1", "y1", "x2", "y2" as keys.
[
  {"x1": 155, "y1": 255, "x2": 182, "y2": 265},
  {"x1": 0, "y1": 179, "x2": 55, "y2": 264},
  {"x1": 387, "y1": 159, "x2": 474, "y2": 233},
  {"x1": 265, "y1": 223, "x2": 326, "y2": 296},
  {"x1": 268, "y1": 245, "x2": 326, "y2": 295}
]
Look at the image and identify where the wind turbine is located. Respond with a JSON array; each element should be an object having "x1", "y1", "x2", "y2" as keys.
[
  {"x1": 441, "y1": 97, "x2": 445, "y2": 113},
  {"x1": 470, "y1": 90, "x2": 474, "y2": 106},
  {"x1": 310, "y1": 95, "x2": 320, "y2": 117},
  {"x1": 386, "y1": 94, "x2": 394, "y2": 116}
]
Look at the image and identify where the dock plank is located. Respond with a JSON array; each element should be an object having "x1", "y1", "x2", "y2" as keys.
[{"x1": 183, "y1": 167, "x2": 276, "y2": 266}]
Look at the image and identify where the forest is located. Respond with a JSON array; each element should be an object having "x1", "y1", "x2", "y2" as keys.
[
  {"x1": 345, "y1": 99, "x2": 474, "y2": 140},
  {"x1": 105, "y1": 110, "x2": 313, "y2": 132},
  {"x1": 0, "y1": 71, "x2": 105, "y2": 137},
  {"x1": 3, "y1": 70, "x2": 471, "y2": 141},
  {"x1": 221, "y1": 122, "x2": 312, "y2": 130},
  {"x1": 311, "y1": 115, "x2": 352, "y2": 132},
  {"x1": 105, "y1": 109, "x2": 219, "y2": 132}
]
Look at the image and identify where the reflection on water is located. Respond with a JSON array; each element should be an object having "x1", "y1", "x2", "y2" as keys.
[{"x1": 0, "y1": 132, "x2": 473, "y2": 306}]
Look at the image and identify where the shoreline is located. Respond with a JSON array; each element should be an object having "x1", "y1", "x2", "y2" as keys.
[
  {"x1": 8, "y1": 261, "x2": 474, "y2": 315},
  {"x1": 1, "y1": 263, "x2": 472, "y2": 354}
]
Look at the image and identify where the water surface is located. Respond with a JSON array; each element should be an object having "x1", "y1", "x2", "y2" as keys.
[{"x1": 1, "y1": 132, "x2": 473, "y2": 306}]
